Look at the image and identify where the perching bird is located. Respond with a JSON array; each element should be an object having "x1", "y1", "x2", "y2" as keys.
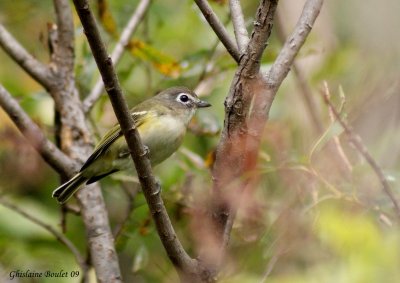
[{"x1": 52, "y1": 86, "x2": 211, "y2": 203}]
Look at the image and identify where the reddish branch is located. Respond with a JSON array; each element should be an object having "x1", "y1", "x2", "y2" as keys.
[{"x1": 205, "y1": 0, "x2": 324, "y2": 263}]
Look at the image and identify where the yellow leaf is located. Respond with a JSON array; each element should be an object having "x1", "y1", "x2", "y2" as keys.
[
  {"x1": 126, "y1": 39, "x2": 181, "y2": 77},
  {"x1": 97, "y1": 0, "x2": 118, "y2": 37}
]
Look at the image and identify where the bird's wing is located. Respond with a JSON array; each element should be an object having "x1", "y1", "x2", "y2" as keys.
[{"x1": 80, "y1": 110, "x2": 155, "y2": 171}]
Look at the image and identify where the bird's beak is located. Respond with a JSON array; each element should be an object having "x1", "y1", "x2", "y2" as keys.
[{"x1": 196, "y1": 100, "x2": 211, "y2": 108}]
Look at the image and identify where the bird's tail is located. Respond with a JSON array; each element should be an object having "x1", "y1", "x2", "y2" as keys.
[{"x1": 52, "y1": 172, "x2": 88, "y2": 204}]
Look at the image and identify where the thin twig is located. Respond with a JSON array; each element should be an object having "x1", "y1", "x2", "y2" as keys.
[
  {"x1": 324, "y1": 84, "x2": 353, "y2": 173},
  {"x1": 0, "y1": 24, "x2": 52, "y2": 88},
  {"x1": 72, "y1": 0, "x2": 198, "y2": 277},
  {"x1": 321, "y1": 82, "x2": 400, "y2": 218},
  {"x1": 229, "y1": 0, "x2": 249, "y2": 53},
  {"x1": 266, "y1": 0, "x2": 324, "y2": 89},
  {"x1": 0, "y1": 198, "x2": 88, "y2": 276},
  {"x1": 260, "y1": 252, "x2": 280, "y2": 283},
  {"x1": 83, "y1": 0, "x2": 151, "y2": 113},
  {"x1": 0, "y1": 84, "x2": 76, "y2": 176},
  {"x1": 194, "y1": 0, "x2": 241, "y2": 63}
]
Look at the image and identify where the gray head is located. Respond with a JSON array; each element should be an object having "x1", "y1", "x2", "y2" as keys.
[{"x1": 155, "y1": 86, "x2": 211, "y2": 111}]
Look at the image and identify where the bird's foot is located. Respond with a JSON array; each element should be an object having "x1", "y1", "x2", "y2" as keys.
[
  {"x1": 151, "y1": 179, "x2": 162, "y2": 196},
  {"x1": 140, "y1": 145, "x2": 150, "y2": 157}
]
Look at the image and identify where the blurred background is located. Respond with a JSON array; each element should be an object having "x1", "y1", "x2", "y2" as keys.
[{"x1": 0, "y1": 0, "x2": 400, "y2": 282}]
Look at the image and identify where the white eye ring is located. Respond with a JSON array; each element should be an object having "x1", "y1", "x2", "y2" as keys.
[{"x1": 177, "y1": 93, "x2": 191, "y2": 103}]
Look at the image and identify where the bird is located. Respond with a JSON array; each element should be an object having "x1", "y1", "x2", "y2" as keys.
[{"x1": 52, "y1": 86, "x2": 211, "y2": 203}]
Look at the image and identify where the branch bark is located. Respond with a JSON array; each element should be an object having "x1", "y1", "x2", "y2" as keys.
[
  {"x1": 0, "y1": 24, "x2": 53, "y2": 88},
  {"x1": 229, "y1": 0, "x2": 249, "y2": 53},
  {"x1": 50, "y1": 1, "x2": 123, "y2": 282},
  {"x1": 194, "y1": 0, "x2": 241, "y2": 63},
  {"x1": 83, "y1": 0, "x2": 151, "y2": 113},
  {"x1": 72, "y1": 0, "x2": 203, "y2": 280},
  {"x1": 209, "y1": 0, "x2": 324, "y2": 264},
  {"x1": 209, "y1": 0, "x2": 278, "y2": 266}
]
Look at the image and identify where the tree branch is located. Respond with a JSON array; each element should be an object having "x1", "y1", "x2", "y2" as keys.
[
  {"x1": 0, "y1": 24, "x2": 53, "y2": 88},
  {"x1": 83, "y1": 0, "x2": 152, "y2": 113},
  {"x1": 53, "y1": 0, "x2": 75, "y2": 71},
  {"x1": 210, "y1": 0, "x2": 278, "y2": 266},
  {"x1": 51, "y1": 2, "x2": 124, "y2": 282},
  {"x1": 321, "y1": 82, "x2": 400, "y2": 218},
  {"x1": 241, "y1": 0, "x2": 278, "y2": 77},
  {"x1": 72, "y1": 0, "x2": 199, "y2": 278},
  {"x1": 194, "y1": 0, "x2": 241, "y2": 63},
  {"x1": 210, "y1": 0, "x2": 324, "y2": 264},
  {"x1": 266, "y1": 0, "x2": 324, "y2": 90},
  {"x1": 0, "y1": 84, "x2": 76, "y2": 176},
  {"x1": 0, "y1": 198, "x2": 88, "y2": 279},
  {"x1": 229, "y1": 0, "x2": 249, "y2": 53}
]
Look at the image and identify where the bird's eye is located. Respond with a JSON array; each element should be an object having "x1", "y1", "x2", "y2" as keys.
[{"x1": 179, "y1": 94, "x2": 189, "y2": 103}]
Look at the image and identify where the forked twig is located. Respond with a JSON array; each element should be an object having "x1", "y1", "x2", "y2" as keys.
[{"x1": 321, "y1": 82, "x2": 400, "y2": 218}]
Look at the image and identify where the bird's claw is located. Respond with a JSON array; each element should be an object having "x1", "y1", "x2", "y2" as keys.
[
  {"x1": 140, "y1": 145, "x2": 149, "y2": 157},
  {"x1": 151, "y1": 179, "x2": 162, "y2": 196}
]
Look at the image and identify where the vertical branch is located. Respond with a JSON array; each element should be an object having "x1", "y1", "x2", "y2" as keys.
[
  {"x1": 209, "y1": 0, "x2": 324, "y2": 264},
  {"x1": 210, "y1": 0, "x2": 278, "y2": 260},
  {"x1": 229, "y1": 0, "x2": 249, "y2": 52},
  {"x1": 51, "y1": 1, "x2": 124, "y2": 282}
]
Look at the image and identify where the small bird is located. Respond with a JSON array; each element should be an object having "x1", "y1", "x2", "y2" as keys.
[{"x1": 52, "y1": 86, "x2": 211, "y2": 203}]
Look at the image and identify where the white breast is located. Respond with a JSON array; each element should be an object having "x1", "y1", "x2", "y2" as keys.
[{"x1": 139, "y1": 115, "x2": 187, "y2": 165}]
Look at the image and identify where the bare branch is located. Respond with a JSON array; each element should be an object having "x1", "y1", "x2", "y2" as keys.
[
  {"x1": 0, "y1": 198, "x2": 88, "y2": 276},
  {"x1": 0, "y1": 84, "x2": 76, "y2": 176},
  {"x1": 266, "y1": 0, "x2": 324, "y2": 89},
  {"x1": 0, "y1": 24, "x2": 53, "y2": 88},
  {"x1": 241, "y1": 0, "x2": 278, "y2": 77},
  {"x1": 321, "y1": 82, "x2": 400, "y2": 218},
  {"x1": 53, "y1": 0, "x2": 75, "y2": 71},
  {"x1": 83, "y1": 0, "x2": 151, "y2": 113},
  {"x1": 325, "y1": 85, "x2": 353, "y2": 173},
  {"x1": 209, "y1": 0, "x2": 279, "y2": 266},
  {"x1": 229, "y1": 0, "x2": 249, "y2": 52},
  {"x1": 72, "y1": 0, "x2": 198, "y2": 277},
  {"x1": 50, "y1": 2, "x2": 124, "y2": 282},
  {"x1": 194, "y1": 0, "x2": 241, "y2": 63}
]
